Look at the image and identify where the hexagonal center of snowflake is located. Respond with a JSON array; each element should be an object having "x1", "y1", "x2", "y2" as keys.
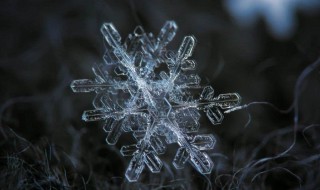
[
  {"x1": 149, "y1": 97, "x2": 172, "y2": 119},
  {"x1": 136, "y1": 77, "x2": 148, "y2": 90}
]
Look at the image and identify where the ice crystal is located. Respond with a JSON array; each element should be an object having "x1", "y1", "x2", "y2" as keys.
[{"x1": 71, "y1": 21, "x2": 241, "y2": 182}]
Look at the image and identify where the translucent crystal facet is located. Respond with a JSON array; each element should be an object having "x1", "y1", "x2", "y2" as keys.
[{"x1": 71, "y1": 21, "x2": 241, "y2": 182}]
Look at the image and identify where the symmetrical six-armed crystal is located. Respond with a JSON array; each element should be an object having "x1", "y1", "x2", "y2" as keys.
[{"x1": 71, "y1": 21, "x2": 241, "y2": 182}]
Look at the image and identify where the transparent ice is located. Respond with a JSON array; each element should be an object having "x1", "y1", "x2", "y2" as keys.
[{"x1": 71, "y1": 21, "x2": 241, "y2": 182}]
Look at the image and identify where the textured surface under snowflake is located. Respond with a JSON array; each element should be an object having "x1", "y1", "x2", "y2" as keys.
[{"x1": 71, "y1": 21, "x2": 241, "y2": 182}]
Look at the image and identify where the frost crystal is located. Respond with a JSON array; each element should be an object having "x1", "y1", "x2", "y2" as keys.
[{"x1": 71, "y1": 21, "x2": 241, "y2": 182}]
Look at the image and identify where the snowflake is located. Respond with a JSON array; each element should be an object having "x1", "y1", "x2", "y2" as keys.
[
  {"x1": 71, "y1": 21, "x2": 241, "y2": 182},
  {"x1": 225, "y1": 0, "x2": 320, "y2": 38}
]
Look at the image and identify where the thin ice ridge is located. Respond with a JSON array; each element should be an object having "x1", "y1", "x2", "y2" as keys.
[{"x1": 71, "y1": 21, "x2": 241, "y2": 182}]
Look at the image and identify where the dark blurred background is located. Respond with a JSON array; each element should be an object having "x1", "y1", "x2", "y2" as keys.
[{"x1": 1, "y1": 0, "x2": 320, "y2": 189}]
